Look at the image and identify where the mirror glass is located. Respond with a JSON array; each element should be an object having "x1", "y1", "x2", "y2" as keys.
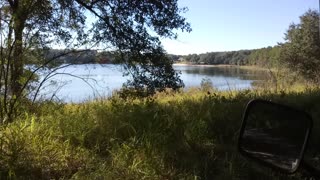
[{"x1": 238, "y1": 100, "x2": 312, "y2": 173}]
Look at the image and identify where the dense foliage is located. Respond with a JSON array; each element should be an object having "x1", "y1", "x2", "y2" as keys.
[
  {"x1": 247, "y1": 46, "x2": 281, "y2": 67},
  {"x1": 183, "y1": 50, "x2": 252, "y2": 65},
  {"x1": 280, "y1": 10, "x2": 320, "y2": 83},
  {"x1": 0, "y1": 0, "x2": 190, "y2": 122}
]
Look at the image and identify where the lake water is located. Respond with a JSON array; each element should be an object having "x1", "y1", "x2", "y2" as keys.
[{"x1": 38, "y1": 64, "x2": 266, "y2": 102}]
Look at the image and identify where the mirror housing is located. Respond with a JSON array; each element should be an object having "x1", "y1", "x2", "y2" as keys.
[{"x1": 238, "y1": 99, "x2": 312, "y2": 174}]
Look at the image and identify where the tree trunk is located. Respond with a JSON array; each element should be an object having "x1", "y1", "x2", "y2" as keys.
[
  {"x1": 11, "y1": 1, "x2": 25, "y2": 98},
  {"x1": 11, "y1": 23, "x2": 24, "y2": 97}
]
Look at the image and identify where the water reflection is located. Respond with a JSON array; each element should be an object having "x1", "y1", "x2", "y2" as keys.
[
  {"x1": 174, "y1": 65, "x2": 268, "y2": 80},
  {"x1": 38, "y1": 64, "x2": 267, "y2": 102}
]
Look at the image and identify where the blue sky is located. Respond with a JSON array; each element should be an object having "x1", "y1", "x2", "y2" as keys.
[{"x1": 161, "y1": 0, "x2": 319, "y2": 55}]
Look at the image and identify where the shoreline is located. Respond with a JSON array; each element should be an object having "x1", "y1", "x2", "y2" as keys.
[{"x1": 173, "y1": 63, "x2": 268, "y2": 71}]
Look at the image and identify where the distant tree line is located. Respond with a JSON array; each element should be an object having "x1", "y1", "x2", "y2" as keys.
[
  {"x1": 170, "y1": 46, "x2": 281, "y2": 68},
  {"x1": 247, "y1": 46, "x2": 281, "y2": 67},
  {"x1": 181, "y1": 50, "x2": 252, "y2": 65},
  {"x1": 34, "y1": 49, "x2": 120, "y2": 65},
  {"x1": 42, "y1": 46, "x2": 283, "y2": 68},
  {"x1": 44, "y1": 49, "x2": 98, "y2": 64}
]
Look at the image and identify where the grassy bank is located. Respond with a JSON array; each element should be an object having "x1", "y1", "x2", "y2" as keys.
[{"x1": 1, "y1": 88, "x2": 320, "y2": 179}]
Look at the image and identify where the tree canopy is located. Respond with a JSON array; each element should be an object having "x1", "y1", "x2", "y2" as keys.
[
  {"x1": 1, "y1": 0, "x2": 191, "y2": 88},
  {"x1": 280, "y1": 10, "x2": 320, "y2": 83},
  {"x1": 0, "y1": 0, "x2": 191, "y2": 122}
]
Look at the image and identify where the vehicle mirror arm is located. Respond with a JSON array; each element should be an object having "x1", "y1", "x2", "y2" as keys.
[{"x1": 301, "y1": 160, "x2": 320, "y2": 179}]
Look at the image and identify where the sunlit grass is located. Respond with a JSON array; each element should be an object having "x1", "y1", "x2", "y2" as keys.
[{"x1": 1, "y1": 87, "x2": 320, "y2": 179}]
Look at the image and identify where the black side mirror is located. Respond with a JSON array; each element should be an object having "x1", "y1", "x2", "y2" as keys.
[{"x1": 238, "y1": 99, "x2": 313, "y2": 174}]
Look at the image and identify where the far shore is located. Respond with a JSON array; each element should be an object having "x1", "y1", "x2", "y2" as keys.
[{"x1": 173, "y1": 63, "x2": 269, "y2": 71}]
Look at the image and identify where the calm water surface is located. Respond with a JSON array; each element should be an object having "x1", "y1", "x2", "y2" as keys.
[{"x1": 38, "y1": 64, "x2": 267, "y2": 102}]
